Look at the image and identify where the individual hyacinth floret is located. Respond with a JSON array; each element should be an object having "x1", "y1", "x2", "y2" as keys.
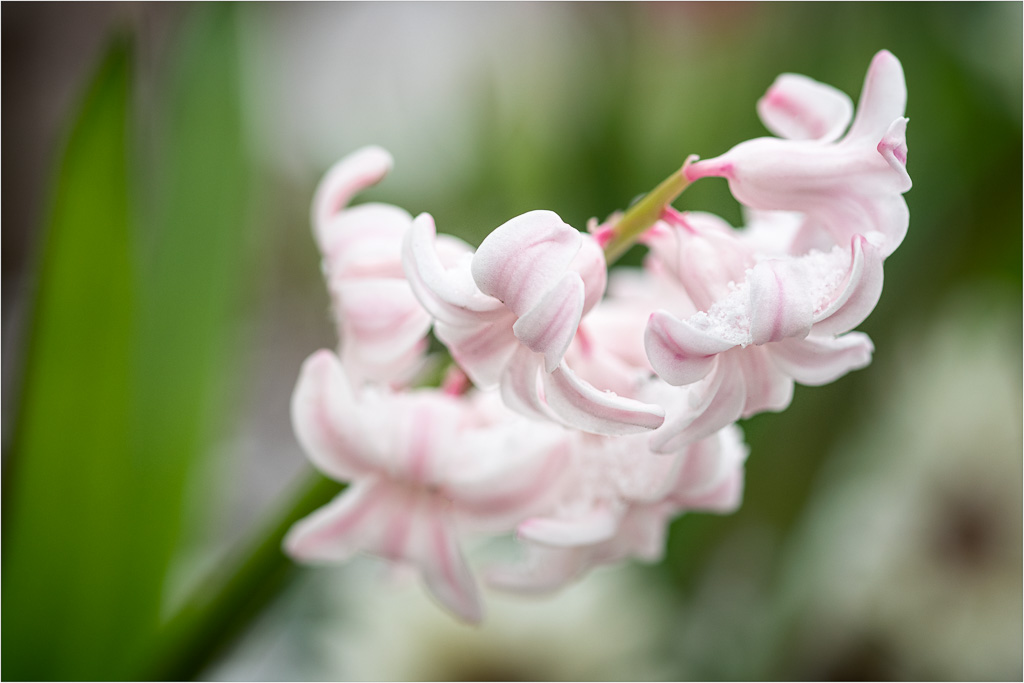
[{"x1": 283, "y1": 50, "x2": 911, "y2": 623}]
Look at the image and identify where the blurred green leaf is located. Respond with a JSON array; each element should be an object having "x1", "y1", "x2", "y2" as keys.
[
  {"x1": 3, "y1": 5, "x2": 255, "y2": 679},
  {"x1": 1, "y1": 37, "x2": 143, "y2": 680},
  {"x1": 127, "y1": 3, "x2": 255, "y2": 676}
]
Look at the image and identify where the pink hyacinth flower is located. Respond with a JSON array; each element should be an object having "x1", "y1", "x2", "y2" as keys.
[
  {"x1": 685, "y1": 50, "x2": 911, "y2": 258},
  {"x1": 402, "y1": 210, "x2": 665, "y2": 436},
  {"x1": 644, "y1": 213, "x2": 883, "y2": 452},
  {"x1": 284, "y1": 350, "x2": 570, "y2": 622},
  {"x1": 312, "y1": 146, "x2": 469, "y2": 386}
]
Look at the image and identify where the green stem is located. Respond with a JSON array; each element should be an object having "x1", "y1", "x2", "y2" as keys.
[
  {"x1": 142, "y1": 472, "x2": 344, "y2": 680},
  {"x1": 602, "y1": 158, "x2": 694, "y2": 264}
]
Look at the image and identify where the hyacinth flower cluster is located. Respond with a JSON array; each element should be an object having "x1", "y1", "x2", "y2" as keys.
[{"x1": 284, "y1": 50, "x2": 911, "y2": 623}]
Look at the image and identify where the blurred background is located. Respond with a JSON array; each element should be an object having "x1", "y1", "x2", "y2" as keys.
[{"x1": 2, "y1": 3, "x2": 1021, "y2": 680}]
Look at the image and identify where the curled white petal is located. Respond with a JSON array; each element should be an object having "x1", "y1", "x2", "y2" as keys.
[{"x1": 757, "y1": 73, "x2": 853, "y2": 142}]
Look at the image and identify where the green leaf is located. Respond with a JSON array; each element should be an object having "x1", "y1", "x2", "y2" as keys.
[
  {"x1": 3, "y1": 5, "x2": 256, "y2": 678},
  {"x1": 1, "y1": 37, "x2": 143, "y2": 680},
  {"x1": 126, "y1": 0, "x2": 253, "y2": 660},
  {"x1": 125, "y1": 3, "x2": 256, "y2": 676}
]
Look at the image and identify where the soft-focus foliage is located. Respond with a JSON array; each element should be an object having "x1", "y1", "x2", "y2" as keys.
[{"x1": 2, "y1": 3, "x2": 1020, "y2": 681}]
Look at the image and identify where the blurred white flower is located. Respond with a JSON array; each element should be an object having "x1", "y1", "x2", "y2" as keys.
[
  {"x1": 323, "y1": 560, "x2": 675, "y2": 681},
  {"x1": 208, "y1": 559, "x2": 675, "y2": 681},
  {"x1": 782, "y1": 288, "x2": 1022, "y2": 680}
]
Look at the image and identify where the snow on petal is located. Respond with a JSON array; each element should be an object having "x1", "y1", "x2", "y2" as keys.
[
  {"x1": 643, "y1": 210, "x2": 752, "y2": 311},
  {"x1": 812, "y1": 235, "x2": 884, "y2": 336},
  {"x1": 757, "y1": 73, "x2": 853, "y2": 142},
  {"x1": 645, "y1": 310, "x2": 737, "y2": 386}
]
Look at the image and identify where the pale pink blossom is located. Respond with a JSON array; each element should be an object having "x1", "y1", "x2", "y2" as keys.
[
  {"x1": 402, "y1": 210, "x2": 665, "y2": 436},
  {"x1": 284, "y1": 349, "x2": 571, "y2": 622},
  {"x1": 493, "y1": 273, "x2": 747, "y2": 592},
  {"x1": 488, "y1": 424, "x2": 748, "y2": 593},
  {"x1": 312, "y1": 146, "x2": 468, "y2": 386},
  {"x1": 287, "y1": 48, "x2": 913, "y2": 622},
  {"x1": 685, "y1": 50, "x2": 911, "y2": 258},
  {"x1": 643, "y1": 211, "x2": 882, "y2": 452}
]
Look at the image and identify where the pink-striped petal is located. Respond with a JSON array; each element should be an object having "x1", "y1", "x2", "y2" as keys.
[
  {"x1": 311, "y1": 145, "x2": 393, "y2": 244},
  {"x1": 671, "y1": 425, "x2": 748, "y2": 502},
  {"x1": 877, "y1": 117, "x2": 912, "y2": 191},
  {"x1": 769, "y1": 331, "x2": 874, "y2": 386},
  {"x1": 757, "y1": 73, "x2": 853, "y2": 142},
  {"x1": 679, "y1": 471, "x2": 745, "y2": 513},
  {"x1": 846, "y1": 50, "x2": 907, "y2": 143},
  {"x1": 570, "y1": 232, "x2": 608, "y2": 315},
  {"x1": 735, "y1": 345, "x2": 794, "y2": 416},
  {"x1": 813, "y1": 235, "x2": 884, "y2": 335},
  {"x1": 436, "y1": 318, "x2": 519, "y2": 390},
  {"x1": 645, "y1": 310, "x2": 737, "y2": 386},
  {"x1": 407, "y1": 509, "x2": 483, "y2": 624},
  {"x1": 403, "y1": 213, "x2": 505, "y2": 325},
  {"x1": 747, "y1": 259, "x2": 815, "y2": 346},
  {"x1": 283, "y1": 479, "x2": 387, "y2": 563},
  {"x1": 332, "y1": 279, "x2": 432, "y2": 367},
  {"x1": 543, "y1": 361, "x2": 666, "y2": 436},
  {"x1": 291, "y1": 350, "x2": 378, "y2": 481},
  {"x1": 319, "y1": 203, "x2": 412, "y2": 276},
  {"x1": 650, "y1": 356, "x2": 746, "y2": 453},
  {"x1": 471, "y1": 210, "x2": 582, "y2": 317},
  {"x1": 446, "y1": 425, "x2": 570, "y2": 531},
  {"x1": 498, "y1": 346, "x2": 553, "y2": 422},
  {"x1": 512, "y1": 271, "x2": 585, "y2": 372},
  {"x1": 290, "y1": 479, "x2": 482, "y2": 623},
  {"x1": 518, "y1": 505, "x2": 622, "y2": 547}
]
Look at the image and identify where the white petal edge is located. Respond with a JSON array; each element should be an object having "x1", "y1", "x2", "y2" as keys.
[
  {"x1": 757, "y1": 72, "x2": 853, "y2": 142},
  {"x1": 543, "y1": 361, "x2": 666, "y2": 436},
  {"x1": 312, "y1": 146, "x2": 393, "y2": 245}
]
